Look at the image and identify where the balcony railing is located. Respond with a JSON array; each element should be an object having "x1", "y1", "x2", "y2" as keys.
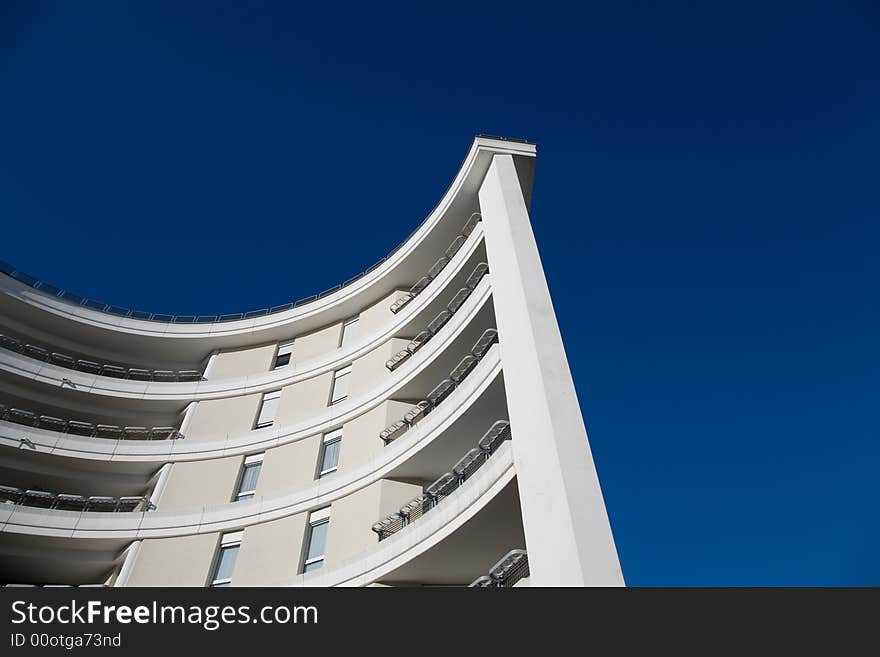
[
  {"x1": 468, "y1": 549, "x2": 529, "y2": 588},
  {"x1": 0, "y1": 485, "x2": 148, "y2": 512},
  {"x1": 0, "y1": 403, "x2": 183, "y2": 440},
  {"x1": 390, "y1": 213, "x2": 482, "y2": 314},
  {"x1": 0, "y1": 333, "x2": 203, "y2": 382},
  {"x1": 0, "y1": 213, "x2": 482, "y2": 324},
  {"x1": 371, "y1": 419, "x2": 511, "y2": 541},
  {"x1": 379, "y1": 328, "x2": 499, "y2": 445},
  {"x1": 385, "y1": 261, "x2": 489, "y2": 373}
]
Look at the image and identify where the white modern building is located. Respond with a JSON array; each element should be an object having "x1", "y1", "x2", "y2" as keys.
[{"x1": 0, "y1": 136, "x2": 624, "y2": 587}]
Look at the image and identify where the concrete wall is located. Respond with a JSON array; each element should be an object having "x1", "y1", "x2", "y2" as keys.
[
  {"x1": 202, "y1": 290, "x2": 412, "y2": 381},
  {"x1": 184, "y1": 394, "x2": 262, "y2": 441},
  {"x1": 233, "y1": 514, "x2": 309, "y2": 585},
  {"x1": 207, "y1": 343, "x2": 276, "y2": 380},
  {"x1": 348, "y1": 337, "x2": 407, "y2": 398},
  {"x1": 157, "y1": 456, "x2": 242, "y2": 511},
  {"x1": 127, "y1": 533, "x2": 219, "y2": 587},
  {"x1": 276, "y1": 372, "x2": 333, "y2": 425},
  {"x1": 256, "y1": 435, "x2": 323, "y2": 495},
  {"x1": 337, "y1": 400, "x2": 412, "y2": 474},
  {"x1": 292, "y1": 323, "x2": 341, "y2": 362},
  {"x1": 358, "y1": 290, "x2": 406, "y2": 338},
  {"x1": 323, "y1": 479, "x2": 421, "y2": 565}
]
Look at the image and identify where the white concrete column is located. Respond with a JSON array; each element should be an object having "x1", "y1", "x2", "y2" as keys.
[
  {"x1": 178, "y1": 401, "x2": 198, "y2": 438},
  {"x1": 203, "y1": 350, "x2": 220, "y2": 380},
  {"x1": 478, "y1": 153, "x2": 624, "y2": 586},
  {"x1": 147, "y1": 463, "x2": 173, "y2": 510},
  {"x1": 113, "y1": 540, "x2": 141, "y2": 587}
]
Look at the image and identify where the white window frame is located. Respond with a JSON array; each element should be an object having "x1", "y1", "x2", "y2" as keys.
[
  {"x1": 301, "y1": 508, "x2": 330, "y2": 574},
  {"x1": 254, "y1": 390, "x2": 281, "y2": 429},
  {"x1": 329, "y1": 365, "x2": 351, "y2": 405},
  {"x1": 274, "y1": 340, "x2": 294, "y2": 369},
  {"x1": 339, "y1": 316, "x2": 360, "y2": 349},
  {"x1": 234, "y1": 453, "x2": 264, "y2": 501},
  {"x1": 209, "y1": 530, "x2": 243, "y2": 587},
  {"x1": 317, "y1": 429, "x2": 343, "y2": 478}
]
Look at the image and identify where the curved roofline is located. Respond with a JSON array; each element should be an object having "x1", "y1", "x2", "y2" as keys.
[
  {"x1": 0, "y1": 272, "x2": 492, "y2": 406},
  {"x1": 0, "y1": 136, "x2": 535, "y2": 328}
]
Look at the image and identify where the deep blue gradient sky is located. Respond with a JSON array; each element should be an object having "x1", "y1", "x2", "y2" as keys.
[{"x1": 2, "y1": 2, "x2": 878, "y2": 585}]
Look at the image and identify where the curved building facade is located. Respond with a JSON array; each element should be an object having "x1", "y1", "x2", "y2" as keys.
[{"x1": 0, "y1": 137, "x2": 623, "y2": 587}]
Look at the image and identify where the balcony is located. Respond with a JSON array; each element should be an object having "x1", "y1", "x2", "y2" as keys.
[
  {"x1": 385, "y1": 261, "x2": 489, "y2": 373},
  {"x1": 0, "y1": 486, "x2": 148, "y2": 512},
  {"x1": 373, "y1": 420, "x2": 511, "y2": 541},
  {"x1": 389, "y1": 213, "x2": 482, "y2": 315},
  {"x1": 469, "y1": 549, "x2": 529, "y2": 587},
  {"x1": 380, "y1": 328, "x2": 498, "y2": 445},
  {"x1": 0, "y1": 333, "x2": 203, "y2": 382},
  {"x1": 0, "y1": 401, "x2": 183, "y2": 441}
]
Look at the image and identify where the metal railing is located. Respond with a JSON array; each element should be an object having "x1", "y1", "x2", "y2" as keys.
[
  {"x1": 0, "y1": 403, "x2": 183, "y2": 440},
  {"x1": 379, "y1": 328, "x2": 499, "y2": 445},
  {"x1": 0, "y1": 333, "x2": 203, "y2": 382},
  {"x1": 389, "y1": 213, "x2": 482, "y2": 314},
  {"x1": 0, "y1": 213, "x2": 483, "y2": 325},
  {"x1": 469, "y1": 549, "x2": 529, "y2": 587},
  {"x1": 0, "y1": 485, "x2": 149, "y2": 512},
  {"x1": 385, "y1": 261, "x2": 489, "y2": 373},
  {"x1": 371, "y1": 420, "x2": 511, "y2": 541}
]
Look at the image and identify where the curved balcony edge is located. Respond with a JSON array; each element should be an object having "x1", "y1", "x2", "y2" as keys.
[
  {"x1": 0, "y1": 356, "x2": 504, "y2": 541},
  {"x1": 0, "y1": 228, "x2": 488, "y2": 403},
  {"x1": 0, "y1": 281, "x2": 496, "y2": 462},
  {"x1": 289, "y1": 442, "x2": 515, "y2": 587}
]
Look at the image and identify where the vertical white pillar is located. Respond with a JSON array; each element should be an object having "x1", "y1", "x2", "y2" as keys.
[
  {"x1": 178, "y1": 401, "x2": 198, "y2": 438},
  {"x1": 113, "y1": 540, "x2": 141, "y2": 587},
  {"x1": 203, "y1": 350, "x2": 220, "y2": 380},
  {"x1": 478, "y1": 153, "x2": 624, "y2": 586},
  {"x1": 147, "y1": 463, "x2": 172, "y2": 510}
]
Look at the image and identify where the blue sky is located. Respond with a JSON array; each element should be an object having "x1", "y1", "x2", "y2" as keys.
[{"x1": 2, "y1": 2, "x2": 878, "y2": 585}]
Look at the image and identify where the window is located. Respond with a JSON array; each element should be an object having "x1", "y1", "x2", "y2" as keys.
[
  {"x1": 209, "y1": 531, "x2": 242, "y2": 587},
  {"x1": 339, "y1": 317, "x2": 359, "y2": 349},
  {"x1": 318, "y1": 430, "x2": 342, "y2": 478},
  {"x1": 274, "y1": 340, "x2": 294, "y2": 369},
  {"x1": 254, "y1": 390, "x2": 281, "y2": 429},
  {"x1": 234, "y1": 453, "x2": 263, "y2": 501},
  {"x1": 302, "y1": 508, "x2": 330, "y2": 573},
  {"x1": 329, "y1": 365, "x2": 351, "y2": 405}
]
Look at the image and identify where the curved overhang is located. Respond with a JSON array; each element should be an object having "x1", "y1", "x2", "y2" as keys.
[
  {"x1": 0, "y1": 137, "x2": 535, "y2": 367},
  {"x1": 0, "y1": 233, "x2": 490, "y2": 405}
]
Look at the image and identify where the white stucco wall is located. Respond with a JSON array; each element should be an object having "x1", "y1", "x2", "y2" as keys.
[
  {"x1": 336, "y1": 400, "x2": 412, "y2": 474},
  {"x1": 183, "y1": 393, "x2": 262, "y2": 441},
  {"x1": 291, "y1": 323, "x2": 341, "y2": 362},
  {"x1": 207, "y1": 343, "x2": 276, "y2": 380},
  {"x1": 276, "y1": 372, "x2": 334, "y2": 425},
  {"x1": 233, "y1": 513, "x2": 309, "y2": 585},
  {"x1": 323, "y1": 479, "x2": 421, "y2": 565},
  {"x1": 126, "y1": 533, "x2": 219, "y2": 587},
  {"x1": 157, "y1": 456, "x2": 242, "y2": 511},
  {"x1": 256, "y1": 435, "x2": 323, "y2": 495}
]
